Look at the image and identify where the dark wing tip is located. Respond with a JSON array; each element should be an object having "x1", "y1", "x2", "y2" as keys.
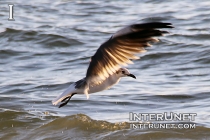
[{"x1": 132, "y1": 22, "x2": 174, "y2": 29}]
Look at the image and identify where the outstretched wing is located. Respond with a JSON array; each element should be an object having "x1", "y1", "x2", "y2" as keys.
[{"x1": 86, "y1": 22, "x2": 173, "y2": 85}]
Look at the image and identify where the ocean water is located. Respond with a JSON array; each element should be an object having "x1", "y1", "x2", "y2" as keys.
[{"x1": 1, "y1": 0, "x2": 210, "y2": 139}]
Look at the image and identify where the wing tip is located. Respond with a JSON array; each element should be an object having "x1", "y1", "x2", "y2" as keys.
[{"x1": 132, "y1": 22, "x2": 174, "y2": 29}]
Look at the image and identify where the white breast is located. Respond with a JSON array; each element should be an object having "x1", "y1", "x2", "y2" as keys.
[{"x1": 88, "y1": 73, "x2": 121, "y2": 93}]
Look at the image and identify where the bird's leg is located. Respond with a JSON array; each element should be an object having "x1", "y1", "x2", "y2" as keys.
[
  {"x1": 61, "y1": 96, "x2": 70, "y2": 102},
  {"x1": 59, "y1": 93, "x2": 77, "y2": 108},
  {"x1": 59, "y1": 97, "x2": 70, "y2": 108}
]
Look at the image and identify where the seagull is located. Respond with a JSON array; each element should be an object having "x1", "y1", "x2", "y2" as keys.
[{"x1": 52, "y1": 22, "x2": 173, "y2": 108}]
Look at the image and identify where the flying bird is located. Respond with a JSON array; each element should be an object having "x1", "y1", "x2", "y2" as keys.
[{"x1": 52, "y1": 22, "x2": 173, "y2": 108}]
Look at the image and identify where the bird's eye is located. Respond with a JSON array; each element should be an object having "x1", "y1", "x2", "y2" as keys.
[{"x1": 122, "y1": 71, "x2": 125, "y2": 74}]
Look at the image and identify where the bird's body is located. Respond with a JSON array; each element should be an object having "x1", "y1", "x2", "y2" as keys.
[
  {"x1": 52, "y1": 68, "x2": 132, "y2": 107},
  {"x1": 52, "y1": 22, "x2": 173, "y2": 108},
  {"x1": 89, "y1": 72, "x2": 121, "y2": 93}
]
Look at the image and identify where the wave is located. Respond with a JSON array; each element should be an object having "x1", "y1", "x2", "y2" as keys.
[
  {"x1": 0, "y1": 110, "x2": 210, "y2": 140},
  {"x1": 0, "y1": 28, "x2": 83, "y2": 48}
]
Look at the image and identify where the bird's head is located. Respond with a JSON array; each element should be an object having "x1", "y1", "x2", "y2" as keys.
[{"x1": 116, "y1": 68, "x2": 136, "y2": 79}]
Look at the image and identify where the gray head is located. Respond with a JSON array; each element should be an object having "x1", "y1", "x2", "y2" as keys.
[{"x1": 116, "y1": 68, "x2": 136, "y2": 79}]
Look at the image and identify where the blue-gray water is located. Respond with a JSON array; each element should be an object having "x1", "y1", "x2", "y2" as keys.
[{"x1": 1, "y1": 0, "x2": 210, "y2": 139}]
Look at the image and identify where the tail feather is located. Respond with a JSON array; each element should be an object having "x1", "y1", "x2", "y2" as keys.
[
  {"x1": 52, "y1": 84, "x2": 77, "y2": 105},
  {"x1": 52, "y1": 78, "x2": 89, "y2": 106}
]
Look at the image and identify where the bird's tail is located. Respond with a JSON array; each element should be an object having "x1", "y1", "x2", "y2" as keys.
[{"x1": 52, "y1": 84, "x2": 76, "y2": 106}]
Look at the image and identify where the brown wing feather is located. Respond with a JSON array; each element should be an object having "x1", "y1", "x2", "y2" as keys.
[{"x1": 86, "y1": 22, "x2": 173, "y2": 85}]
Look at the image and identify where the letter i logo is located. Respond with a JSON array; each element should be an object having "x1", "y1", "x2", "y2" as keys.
[{"x1": 8, "y1": 4, "x2": 15, "y2": 21}]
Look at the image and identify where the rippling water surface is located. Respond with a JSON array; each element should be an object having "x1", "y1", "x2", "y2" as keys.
[{"x1": 1, "y1": 0, "x2": 210, "y2": 139}]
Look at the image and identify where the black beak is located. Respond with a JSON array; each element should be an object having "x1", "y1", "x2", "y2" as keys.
[{"x1": 127, "y1": 74, "x2": 136, "y2": 79}]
